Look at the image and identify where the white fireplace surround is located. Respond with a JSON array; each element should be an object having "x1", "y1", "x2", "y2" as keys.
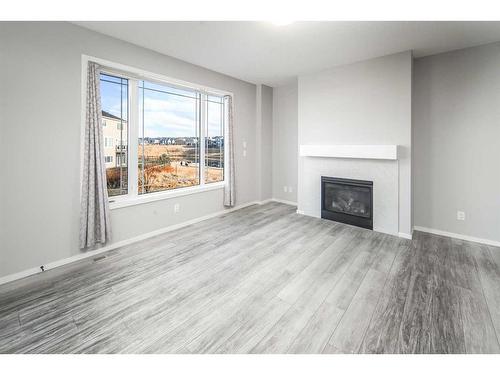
[
  {"x1": 298, "y1": 144, "x2": 403, "y2": 238},
  {"x1": 299, "y1": 145, "x2": 399, "y2": 160}
]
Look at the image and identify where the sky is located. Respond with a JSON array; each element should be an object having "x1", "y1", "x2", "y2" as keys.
[{"x1": 100, "y1": 73, "x2": 223, "y2": 138}]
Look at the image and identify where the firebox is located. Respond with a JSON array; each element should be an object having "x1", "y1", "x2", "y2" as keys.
[{"x1": 321, "y1": 176, "x2": 373, "y2": 230}]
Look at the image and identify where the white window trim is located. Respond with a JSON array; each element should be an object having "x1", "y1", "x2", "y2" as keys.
[{"x1": 80, "y1": 55, "x2": 233, "y2": 210}]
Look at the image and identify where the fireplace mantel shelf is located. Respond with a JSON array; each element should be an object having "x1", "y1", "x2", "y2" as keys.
[{"x1": 299, "y1": 145, "x2": 398, "y2": 160}]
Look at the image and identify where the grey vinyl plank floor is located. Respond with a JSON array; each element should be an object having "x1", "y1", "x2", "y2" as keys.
[{"x1": 1, "y1": 202, "x2": 499, "y2": 354}]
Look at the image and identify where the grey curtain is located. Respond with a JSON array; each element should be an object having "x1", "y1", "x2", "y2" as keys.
[
  {"x1": 224, "y1": 95, "x2": 235, "y2": 207},
  {"x1": 80, "y1": 62, "x2": 111, "y2": 249}
]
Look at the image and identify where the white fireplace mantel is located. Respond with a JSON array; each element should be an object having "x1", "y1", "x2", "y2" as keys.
[{"x1": 299, "y1": 144, "x2": 398, "y2": 160}]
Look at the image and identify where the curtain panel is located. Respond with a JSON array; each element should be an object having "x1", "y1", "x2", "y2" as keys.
[{"x1": 80, "y1": 62, "x2": 111, "y2": 249}]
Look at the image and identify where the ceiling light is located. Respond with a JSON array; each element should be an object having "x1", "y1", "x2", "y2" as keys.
[{"x1": 271, "y1": 20, "x2": 294, "y2": 26}]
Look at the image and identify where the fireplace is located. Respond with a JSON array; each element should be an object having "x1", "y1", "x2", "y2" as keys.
[{"x1": 321, "y1": 176, "x2": 373, "y2": 230}]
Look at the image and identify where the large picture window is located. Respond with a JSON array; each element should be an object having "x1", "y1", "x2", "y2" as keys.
[{"x1": 98, "y1": 67, "x2": 228, "y2": 205}]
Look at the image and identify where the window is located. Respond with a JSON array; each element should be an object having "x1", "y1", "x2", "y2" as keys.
[
  {"x1": 138, "y1": 80, "x2": 201, "y2": 194},
  {"x1": 97, "y1": 65, "x2": 228, "y2": 205},
  {"x1": 100, "y1": 73, "x2": 128, "y2": 197},
  {"x1": 206, "y1": 95, "x2": 225, "y2": 184},
  {"x1": 104, "y1": 137, "x2": 114, "y2": 147},
  {"x1": 116, "y1": 154, "x2": 127, "y2": 167}
]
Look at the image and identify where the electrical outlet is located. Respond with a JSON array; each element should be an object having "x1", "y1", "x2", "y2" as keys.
[
  {"x1": 288, "y1": 186, "x2": 293, "y2": 193},
  {"x1": 174, "y1": 203, "x2": 180, "y2": 213},
  {"x1": 283, "y1": 186, "x2": 288, "y2": 193},
  {"x1": 243, "y1": 150, "x2": 247, "y2": 157},
  {"x1": 457, "y1": 211, "x2": 466, "y2": 221}
]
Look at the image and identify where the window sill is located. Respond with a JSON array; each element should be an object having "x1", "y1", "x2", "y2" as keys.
[{"x1": 109, "y1": 181, "x2": 226, "y2": 210}]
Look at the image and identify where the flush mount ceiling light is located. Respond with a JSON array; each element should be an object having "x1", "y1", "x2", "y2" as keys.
[{"x1": 271, "y1": 20, "x2": 294, "y2": 26}]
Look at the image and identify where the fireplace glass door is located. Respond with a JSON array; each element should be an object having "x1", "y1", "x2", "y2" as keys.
[
  {"x1": 324, "y1": 183, "x2": 371, "y2": 217},
  {"x1": 321, "y1": 177, "x2": 373, "y2": 229}
]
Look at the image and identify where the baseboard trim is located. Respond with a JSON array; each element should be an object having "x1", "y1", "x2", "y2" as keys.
[
  {"x1": 271, "y1": 198, "x2": 297, "y2": 206},
  {"x1": 413, "y1": 226, "x2": 500, "y2": 247},
  {"x1": 258, "y1": 198, "x2": 273, "y2": 205},
  {"x1": 398, "y1": 232, "x2": 413, "y2": 240},
  {"x1": 0, "y1": 200, "x2": 262, "y2": 287},
  {"x1": 257, "y1": 198, "x2": 297, "y2": 207}
]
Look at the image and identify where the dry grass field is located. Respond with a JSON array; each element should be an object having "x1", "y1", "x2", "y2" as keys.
[
  {"x1": 107, "y1": 144, "x2": 223, "y2": 195},
  {"x1": 139, "y1": 144, "x2": 223, "y2": 193},
  {"x1": 141, "y1": 144, "x2": 187, "y2": 158}
]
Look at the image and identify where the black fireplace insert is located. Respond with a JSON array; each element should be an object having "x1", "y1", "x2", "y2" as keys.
[{"x1": 321, "y1": 176, "x2": 373, "y2": 230}]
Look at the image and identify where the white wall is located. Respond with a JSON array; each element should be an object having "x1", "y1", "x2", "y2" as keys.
[
  {"x1": 297, "y1": 51, "x2": 412, "y2": 236},
  {"x1": 0, "y1": 22, "x2": 258, "y2": 279},
  {"x1": 413, "y1": 43, "x2": 500, "y2": 243},
  {"x1": 272, "y1": 80, "x2": 298, "y2": 203}
]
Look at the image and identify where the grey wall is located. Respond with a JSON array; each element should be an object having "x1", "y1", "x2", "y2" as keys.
[
  {"x1": 413, "y1": 43, "x2": 500, "y2": 242},
  {"x1": 272, "y1": 80, "x2": 298, "y2": 203},
  {"x1": 0, "y1": 37, "x2": 5, "y2": 259},
  {"x1": 256, "y1": 85, "x2": 273, "y2": 201},
  {"x1": 297, "y1": 52, "x2": 412, "y2": 236},
  {"x1": 0, "y1": 22, "x2": 258, "y2": 278}
]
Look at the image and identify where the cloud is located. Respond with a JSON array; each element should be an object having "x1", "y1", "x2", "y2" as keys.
[
  {"x1": 142, "y1": 96, "x2": 197, "y2": 137},
  {"x1": 143, "y1": 96, "x2": 196, "y2": 114},
  {"x1": 143, "y1": 97, "x2": 224, "y2": 138},
  {"x1": 100, "y1": 84, "x2": 225, "y2": 138},
  {"x1": 143, "y1": 111, "x2": 197, "y2": 138},
  {"x1": 207, "y1": 103, "x2": 224, "y2": 136}
]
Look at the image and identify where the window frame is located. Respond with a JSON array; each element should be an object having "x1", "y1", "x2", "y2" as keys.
[{"x1": 81, "y1": 55, "x2": 232, "y2": 210}]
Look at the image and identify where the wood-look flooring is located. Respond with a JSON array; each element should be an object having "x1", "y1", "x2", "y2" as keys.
[{"x1": 1, "y1": 202, "x2": 499, "y2": 354}]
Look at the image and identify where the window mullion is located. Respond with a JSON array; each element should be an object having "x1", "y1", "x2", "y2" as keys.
[
  {"x1": 128, "y1": 79, "x2": 139, "y2": 198},
  {"x1": 223, "y1": 97, "x2": 228, "y2": 183},
  {"x1": 200, "y1": 92, "x2": 207, "y2": 186}
]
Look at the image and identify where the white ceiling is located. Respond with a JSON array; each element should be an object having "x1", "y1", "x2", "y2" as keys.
[{"x1": 74, "y1": 21, "x2": 500, "y2": 87}]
